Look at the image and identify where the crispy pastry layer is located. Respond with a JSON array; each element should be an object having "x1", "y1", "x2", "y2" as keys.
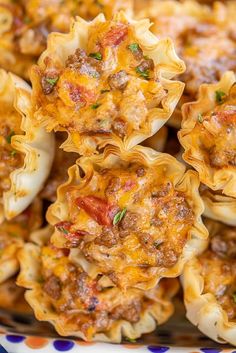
[
  {"x1": 30, "y1": 12, "x2": 185, "y2": 155},
  {"x1": 179, "y1": 71, "x2": 236, "y2": 197},
  {"x1": 136, "y1": 0, "x2": 236, "y2": 128},
  {"x1": 0, "y1": 0, "x2": 133, "y2": 78},
  {"x1": 182, "y1": 219, "x2": 236, "y2": 346},
  {"x1": 201, "y1": 187, "x2": 236, "y2": 226},
  {"x1": 0, "y1": 69, "x2": 55, "y2": 221},
  {"x1": 0, "y1": 198, "x2": 42, "y2": 283},
  {"x1": 47, "y1": 144, "x2": 208, "y2": 290},
  {"x1": 17, "y1": 226, "x2": 178, "y2": 342}
]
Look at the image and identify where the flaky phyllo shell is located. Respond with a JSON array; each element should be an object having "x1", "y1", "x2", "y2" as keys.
[
  {"x1": 142, "y1": 126, "x2": 168, "y2": 152},
  {"x1": 17, "y1": 226, "x2": 179, "y2": 342},
  {"x1": 136, "y1": 1, "x2": 236, "y2": 129},
  {"x1": 0, "y1": 278, "x2": 31, "y2": 313},
  {"x1": 0, "y1": 0, "x2": 134, "y2": 79},
  {"x1": 182, "y1": 220, "x2": 236, "y2": 346},
  {"x1": 47, "y1": 145, "x2": 207, "y2": 290},
  {"x1": 31, "y1": 12, "x2": 185, "y2": 155},
  {"x1": 179, "y1": 71, "x2": 236, "y2": 197},
  {"x1": 0, "y1": 69, "x2": 55, "y2": 221},
  {"x1": 201, "y1": 187, "x2": 236, "y2": 226},
  {"x1": 0, "y1": 198, "x2": 42, "y2": 284}
]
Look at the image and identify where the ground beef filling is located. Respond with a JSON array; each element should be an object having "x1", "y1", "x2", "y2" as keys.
[
  {"x1": 38, "y1": 20, "x2": 162, "y2": 140},
  {"x1": 0, "y1": 120, "x2": 24, "y2": 197},
  {"x1": 177, "y1": 24, "x2": 236, "y2": 99},
  {"x1": 82, "y1": 183, "x2": 193, "y2": 270},
  {"x1": 199, "y1": 226, "x2": 236, "y2": 320},
  {"x1": 193, "y1": 87, "x2": 236, "y2": 171},
  {"x1": 55, "y1": 164, "x2": 194, "y2": 280},
  {"x1": 207, "y1": 111, "x2": 236, "y2": 169},
  {"x1": 42, "y1": 260, "x2": 143, "y2": 336}
]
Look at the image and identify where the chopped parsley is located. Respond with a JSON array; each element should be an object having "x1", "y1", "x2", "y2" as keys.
[
  {"x1": 10, "y1": 149, "x2": 17, "y2": 157},
  {"x1": 45, "y1": 77, "x2": 59, "y2": 86},
  {"x1": 37, "y1": 277, "x2": 45, "y2": 284},
  {"x1": 233, "y1": 293, "x2": 236, "y2": 304},
  {"x1": 57, "y1": 226, "x2": 69, "y2": 235},
  {"x1": 9, "y1": 232, "x2": 19, "y2": 238},
  {"x1": 113, "y1": 208, "x2": 127, "y2": 225},
  {"x1": 135, "y1": 66, "x2": 149, "y2": 79},
  {"x1": 89, "y1": 52, "x2": 102, "y2": 60},
  {"x1": 198, "y1": 113, "x2": 203, "y2": 123},
  {"x1": 6, "y1": 130, "x2": 15, "y2": 144},
  {"x1": 128, "y1": 43, "x2": 139, "y2": 53},
  {"x1": 215, "y1": 90, "x2": 226, "y2": 104},
  {"x1": 101, "y1": 89, "x2": 110, "y2": 94},
  {"x1": 23, "y1": 16, "x2": 31, "y2": 24},
  {"x1": 91, "y1": 103, "x2": 101, "y2": 109}
]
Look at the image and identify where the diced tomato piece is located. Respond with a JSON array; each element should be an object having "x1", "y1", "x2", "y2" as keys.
[
  {"x1": 76, "y1": 196, "x2": 115, "y2": 226},
  {"x1": 101, "y1": 24, "x2": 128, "y2": 47}
]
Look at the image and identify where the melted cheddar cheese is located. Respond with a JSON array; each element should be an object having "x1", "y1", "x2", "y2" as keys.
[
  {"x1": 0, "y1": 0, "x2": 132, "y2": 77},
  {"x1": 199, "y1": 223, "x2": 236, "y2": 321},
  {"x1": 186, "y1": 84, "x2": 236, "y2": 171},
  {"x1": 0, "y1": 101, "x2": 24, "y2": 198},
  {"x1": 54, "y1": 162, "x2": 194, "y2": 288},
  {"x1": 40, "y1": 243, "x2": 176, "y2": 340},
  {"x1": 136, "y1": 1, "x2": 236, "y2": 101},
  {"x1": 32, "y1": 18, "x2": 166, "y2": 151}
]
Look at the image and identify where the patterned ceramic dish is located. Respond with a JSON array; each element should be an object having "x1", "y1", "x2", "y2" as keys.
[{"x1": 0, "y1": 300, "x2": 235, "y2": 353}]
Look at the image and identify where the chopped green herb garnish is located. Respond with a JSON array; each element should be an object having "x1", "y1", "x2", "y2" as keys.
[
  {"x1": 113, "y1": 208, "x2": 127, "y2": 225},
  {"x1": 91, "y1": 103, "x2": 101, "y2": 109},
  {"x1": 101, "y1": 89, "x2": 110, "y2": 94},
  {"x1": 23, "y1": 16, "x2": 31, "y2": 24},
  {"x1": 233, "y1": 293, "x2": 236, "y2": 304},
  {"x1": 57, "y1": 226, "x2": 69, "y2": 235},
  {"x1": 37, "y1": 277, "x2": 45, "y2": 284},
  {"x1": 10, "y1": 149, "x2": 17, "y2": 157},
  {"x1": 135, "y1": 66, "x2": 149, "y2": 79},
  {"x1": 215, "y1": 90, "x2": 226, "y2": 104},
  {"x1": 6, "y1": 130, "x2": 15, "y2": 144},
  {"x1": 128, "y1": 43, "x2": 139, "y2": 53},
  {"x1": 46, "y1": 77, "x2": 59, "y2": 86},
  {"x1": 9, "y1": 232, "x2": 19, "y2": 238},
  {"x1": 89, "y1": 52, "x2": 102, "y2": 60},
  {"x1": 198, "y1": 113, "x2": 203, "y2": 123}
]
